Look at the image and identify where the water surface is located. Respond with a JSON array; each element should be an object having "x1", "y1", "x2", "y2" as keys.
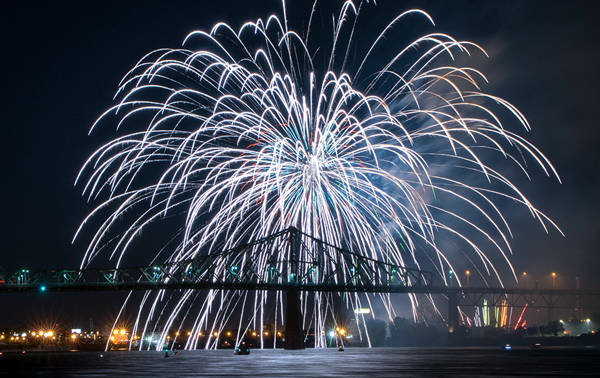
[{"x1": 1, "y1": 347, "x2": 599, "y2": 377}]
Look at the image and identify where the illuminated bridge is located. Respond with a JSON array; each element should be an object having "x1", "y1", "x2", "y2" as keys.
[{"x1": 2, "y1": 227, "x2": 599, "y2": 347}]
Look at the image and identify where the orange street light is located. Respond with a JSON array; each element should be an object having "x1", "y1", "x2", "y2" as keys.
[{"x1": 521, "y1": 272, "x2": 529, "y2": 288}]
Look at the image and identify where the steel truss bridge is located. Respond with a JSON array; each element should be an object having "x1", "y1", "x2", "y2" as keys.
[{"x1": 2, "y1": 227, "x2": 599, "y2": 346}]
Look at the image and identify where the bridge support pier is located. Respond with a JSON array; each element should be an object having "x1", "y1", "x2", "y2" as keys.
[
  {"x1": 284, "y1": 289, "x2": 305, "y2": 349},
  {"x1": 447, "y1": 289, "x2": 459, "y2": 345}
]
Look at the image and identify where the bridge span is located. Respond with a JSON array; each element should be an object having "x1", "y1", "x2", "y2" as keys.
[{"x1": 2, "y1": 227, "x2": 599, "y2": 347}]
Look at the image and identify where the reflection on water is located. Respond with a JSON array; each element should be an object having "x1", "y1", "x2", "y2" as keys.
[{"x1": 1, "y1": 347, "x2": 599, "y2": 377}]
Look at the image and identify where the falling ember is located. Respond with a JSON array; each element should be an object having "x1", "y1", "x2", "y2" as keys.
[{"x1": 75, "y1": 1, "x2": 560, "y2": 349}]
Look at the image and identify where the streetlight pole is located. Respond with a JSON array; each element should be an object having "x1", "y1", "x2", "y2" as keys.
[
  {"x1": 575, "y1": 276, "x2": 581, "y2": 321},
  {"x1": 549, "y1": 272, "x2": 557, "y2": 323}
]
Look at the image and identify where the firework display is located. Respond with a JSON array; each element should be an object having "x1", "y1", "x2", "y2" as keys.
[{"x1": 75, "y1": 1, "x2": 560, "y2": 349}]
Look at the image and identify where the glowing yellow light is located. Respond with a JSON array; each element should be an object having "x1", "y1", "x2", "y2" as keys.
[
  {"x1": 213, "y1": 331, "x2": 218, "y2": 337},
  {"x1": 113, "y1": 330, "x2": 119, "y2": 335},
  {"x1": 522, "y1": 272, "x2": 527, "y2": 276},
  {"x1": 277, "y1": 331, "x2": 282, "y2": 337},
  {"x1": 187, "y1": 331, "x2": 191, "y2": 336},
  {"x1": 264, "y1": 331, "x2": 269, "y2": 336},
  {"x1": 340, "y1": 329, "x2": 346, "y2": 335},
  {"x1": 111, "y1": 336, "x2": 115, "y2": 341},
  {"x1": 71, "y1": 334, "x2": 77, "y2": 340},
  {"x1": 120, "y1": 329, "x2": 126, "y2": 335},
  {"x1": 552, "y1": 272, "x2": 557, "y2": 277},
  {"x1": 226, "y1": 331, "x2": 232, "y2": 336},
  {"x1": 31, "y1": 332, "x2": 36, "y2": 336},
  {"x1": 465, "y1": 270, "x2": 471, "y2": 276},
  {"x1": 252, "y1": 331, "x2": 257, "y2": 336},
  {"x1": 175, "y1": 331, "x2": 180, "y2": 336}
]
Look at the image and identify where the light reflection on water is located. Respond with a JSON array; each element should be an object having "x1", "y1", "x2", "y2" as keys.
[{"x1": 1, "y1": 347, "x2": 599, "y2": 377}]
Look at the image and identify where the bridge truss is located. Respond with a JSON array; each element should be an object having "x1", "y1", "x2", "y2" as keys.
[
  {"x1": 2, "y1": 227, "x2": 599, "y2": 337},
  {"x1": 2, "y1": 227, "x2": 433, "y2": 293}
]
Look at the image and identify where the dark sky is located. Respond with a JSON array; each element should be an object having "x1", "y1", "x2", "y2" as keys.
[{"x1": 3, "y1": 0, "x2": 600, "y2": 327}]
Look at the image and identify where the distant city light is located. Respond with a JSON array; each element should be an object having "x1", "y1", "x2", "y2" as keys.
[
  {"x1": 328, "y1": 330, "x2": 336, "y2": 337},
  {"x1": 354, "y1": 308, "x2": 371, "y2": 314}
]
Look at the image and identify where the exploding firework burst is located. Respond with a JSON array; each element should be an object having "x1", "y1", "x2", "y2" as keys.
[{"x1": 75, "y1": 1, "x2": 560, "y2": 349}]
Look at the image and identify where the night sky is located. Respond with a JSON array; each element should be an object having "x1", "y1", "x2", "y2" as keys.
[{"x1": 3, "y1": 0, "x2": 600, "y2": 327}]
